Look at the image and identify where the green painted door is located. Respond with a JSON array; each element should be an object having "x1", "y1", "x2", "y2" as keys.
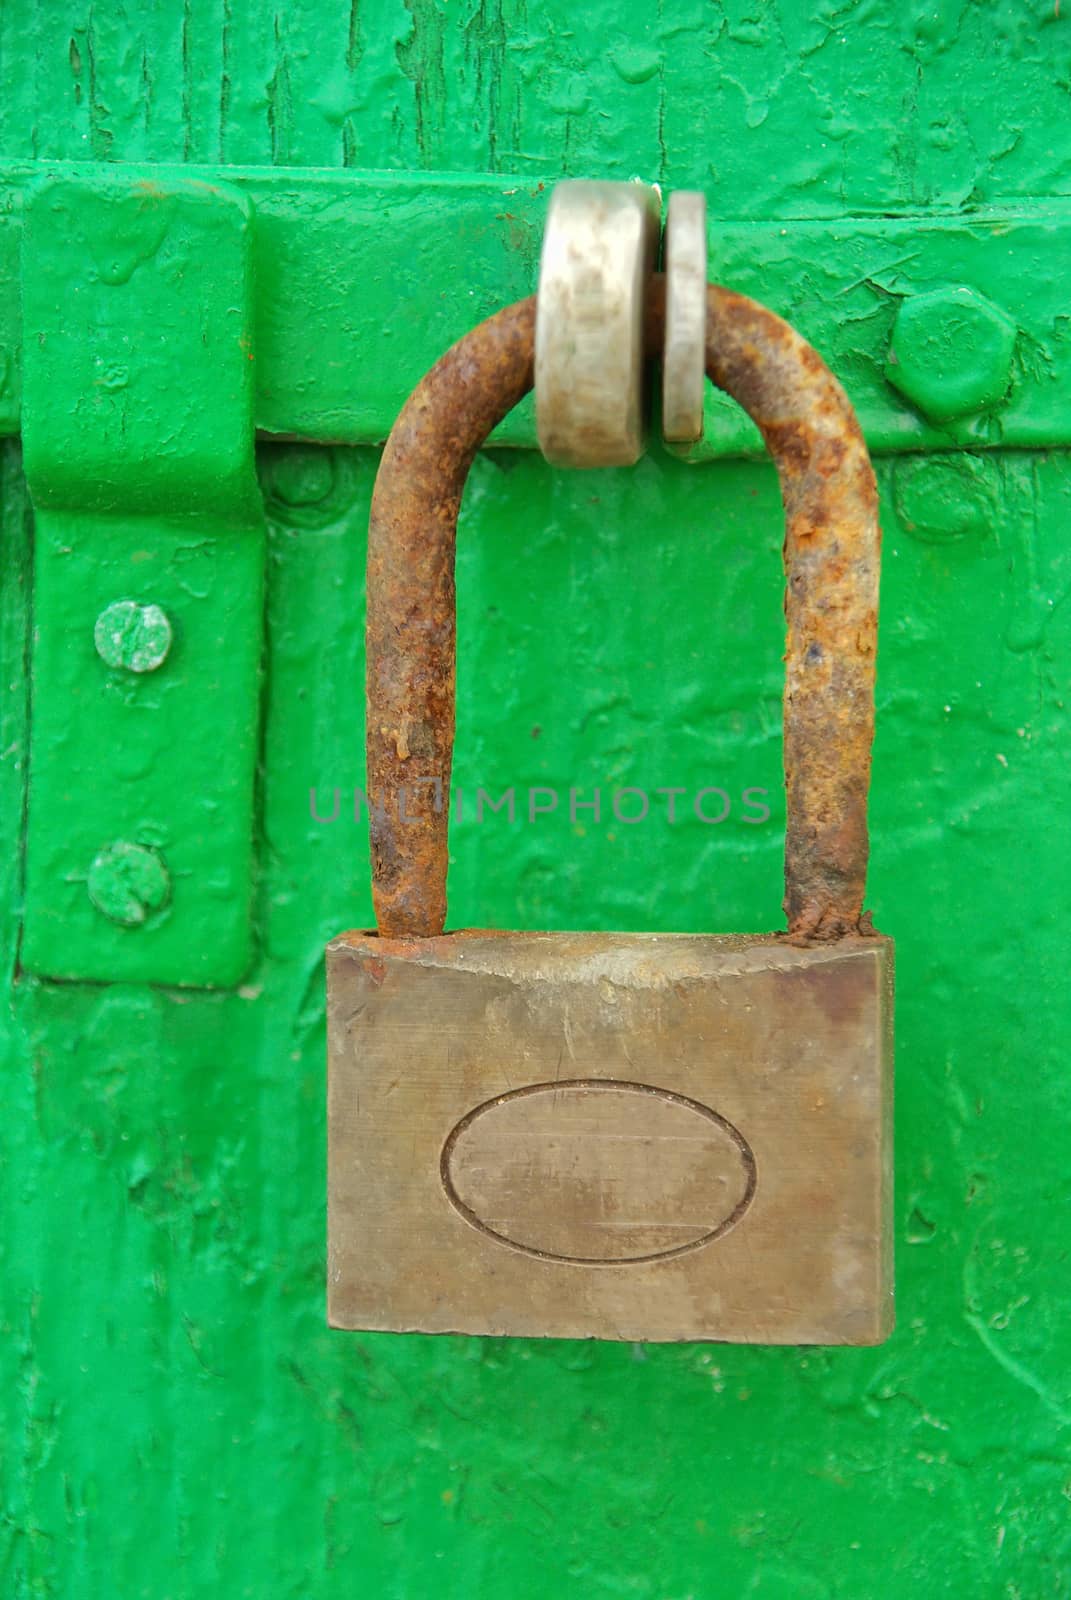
[{"x1": 1, "y1": 6, "x2": 1069, "y2": 1597}]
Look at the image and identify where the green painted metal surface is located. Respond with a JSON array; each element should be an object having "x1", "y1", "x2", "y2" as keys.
[
  {"x1": 20, "y1": 172, "x2": 265, "y2": 986},
  {"x1": 9, "y1": 173, "x2": 1071, "y2": 458},
  {"x1": 0, "y1": 163, "x2": 548, "y2": 447},
  {"x1": 697, "y1": 209, "x2": 1071, "y2": 457},
  {"x1": 1, "y1": 5, "x2": 1070, "y2": 1598}
]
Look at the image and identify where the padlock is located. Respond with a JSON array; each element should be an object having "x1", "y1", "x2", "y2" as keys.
[{"x1": 327, "y1": 249, "x2": 892, "y2": 1345}]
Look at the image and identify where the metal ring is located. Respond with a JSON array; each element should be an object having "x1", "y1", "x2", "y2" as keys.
[
  {"x1": 534, "y1": 180, "x2": 659, "y2": 468},
  {"x1": 366, "y1": 278, "x2": 880, "y2": 943},
  {"x1": 662, "y1": 192, "x2": 707, "y2": 443}
]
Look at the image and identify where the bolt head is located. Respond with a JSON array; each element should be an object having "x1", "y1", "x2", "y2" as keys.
[
  {"x1": 88, "y1": 842, "x2": 170, "y2": 927},
  {"x1": 94, "y1": 600, "x2": 172, "y2": 673},
  {"x1": 885, "y1": 286, "x2": 1016, "y2": 423}
]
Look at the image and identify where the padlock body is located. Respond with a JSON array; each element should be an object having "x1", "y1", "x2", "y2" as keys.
[{"x1": 327, "y1": 929, "x2": 893, "y2": 1344}]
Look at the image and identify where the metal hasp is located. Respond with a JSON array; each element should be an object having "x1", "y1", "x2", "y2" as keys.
[
  {"x1": 0, "y1": 166, "x2": 1069, "y2": 460},
  {"x1": 686, "y1": 211, "x2": 1071, "y2": 460},
  {"x1": 329, "y1": 270, "x2": 893, "y2": 1346},
  {"x1": 662, "y1": 191, "x2": 708, "y2": 443},
  {"x1": 19, "y1": 173, "x2": 265, "y2": 987},
  {"x1": 0, "y1": 161, "x2": 551, "y2": 452},
  {"x1": 534, "y1": 179, "x2": 659, "y2": 466}
]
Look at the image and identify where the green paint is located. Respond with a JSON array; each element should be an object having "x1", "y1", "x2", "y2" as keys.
[
  {"x1": 21, "y1": 175, "x2": 259, "y2": 515},
  {"x1": 1, "y1": 3, "x2": 1070, "y2": 1598},
  {"x1": 7, "y1": 173, "x2": 1071, "y2": 458},
  {"x1": 93, "y1": 600, "x2": 174, "y2": 675},
  {"x1": 87, "y1": 842, "x2": 172, "y2": 927},
  {"x1": 0, "y1": 162, "x2": 547, "y2": 448},
  {"x1": 19, "y1": 172, "x2": 265, "y2": 987},
  {"x1": 692, "y1": 208, "x2": 1071, "y2": 459},
  {"x1": 885, "y1": 286, "x2": 1018, "y2": 425}
]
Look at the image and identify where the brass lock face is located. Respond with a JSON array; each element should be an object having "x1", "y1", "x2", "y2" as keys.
[
  {"x1": 328, "y1": 931, "x2": 891, "y2": 1343},
  {"x1": 327, "y1": 259, "x2": 893, "y2": 1345}
]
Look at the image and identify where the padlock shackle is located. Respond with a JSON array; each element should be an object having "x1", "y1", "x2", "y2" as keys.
[{"x1": 365, "y1": 277, "x2": 881, "y2": 942}]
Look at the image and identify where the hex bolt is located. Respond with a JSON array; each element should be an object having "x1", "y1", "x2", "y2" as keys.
[
  {"x1": 94, "y1": 600, "x2": 173, "y2": 674},
  {"x1": 87, "y1": 842, "x2": 171, "y2": 927},
  {"x1": 884, "y1": 286, "x2": 1017, "y2": 423}
]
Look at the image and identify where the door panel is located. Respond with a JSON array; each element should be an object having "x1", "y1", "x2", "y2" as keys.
[{"x1": 1, "y1": 6, "x2": 1069, "y2": 1597}]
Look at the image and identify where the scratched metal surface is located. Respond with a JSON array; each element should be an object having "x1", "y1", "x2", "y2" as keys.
[{"x1": 1, "y1": 5, "x2": 1070, "y2": 1597}]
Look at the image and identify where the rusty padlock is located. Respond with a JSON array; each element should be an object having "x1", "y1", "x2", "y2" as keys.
[{"x1": 327, "y1": 275, "x2": 893, "y2": 1346}]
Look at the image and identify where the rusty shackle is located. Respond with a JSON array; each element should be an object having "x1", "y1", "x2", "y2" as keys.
[{"x1": 365, "y1": 278, "x2": 881, "y2": 943}]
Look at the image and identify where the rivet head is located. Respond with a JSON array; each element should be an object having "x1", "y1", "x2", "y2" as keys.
[
  {"x1": 269, "y1": 445, "x2": 336, "y2": 507},
  {"x1": 892, "y1": 453, "x2": 996, "y2": 543},
  {"x1": 885, "y1": 286, "x2": 1017, "y2": 423},
  {"x1": 87, "y1": 842, "x2": 170, "y2": 927},
  {"x1": 94, "y1": 601, "x2": 172, "y2": 673}
]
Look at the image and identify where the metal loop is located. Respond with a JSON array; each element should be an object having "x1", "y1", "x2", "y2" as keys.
[
  {"x1": 534, "y1": 179, "x2": 659, "y2": 467},
  {"x1": 662, "y1": 191, "x2": 707, "y2": 443},
  {"x1": 365, "y1": 277, "x2": 880, "y2": 943}
]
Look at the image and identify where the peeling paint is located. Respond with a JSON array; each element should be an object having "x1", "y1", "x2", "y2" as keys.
[{"x1": 0, "y1": 2, "x2": 1069, "y2": 1596}]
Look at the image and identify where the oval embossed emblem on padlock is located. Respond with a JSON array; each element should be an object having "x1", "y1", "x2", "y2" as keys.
[{"x1": 440, "y1": 1080, "x2": 757, "y2": 1265}]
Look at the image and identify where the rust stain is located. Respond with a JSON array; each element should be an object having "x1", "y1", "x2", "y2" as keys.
[
  {"x1": 365, "y1": 277, "x2": 880, "y2": 943},
  {"x1": 365, "y1": 298, "x2": 536, "y2": 938}
]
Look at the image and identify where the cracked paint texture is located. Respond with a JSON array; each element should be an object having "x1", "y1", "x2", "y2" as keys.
[{"x1": 1, "y1": 3, "x2": 1070, "y2": 1598}]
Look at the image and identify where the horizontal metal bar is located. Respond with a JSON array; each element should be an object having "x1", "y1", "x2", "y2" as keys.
[
  {"x1": 0, "y1": 161, "x2": 549, "y2": 450},
  {"x1": 695, "y1": 207, "x2": 1071, "y2": 459},
  {"x1": 0, "y1": 163, "x2": 1069, "y2": 457}
]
